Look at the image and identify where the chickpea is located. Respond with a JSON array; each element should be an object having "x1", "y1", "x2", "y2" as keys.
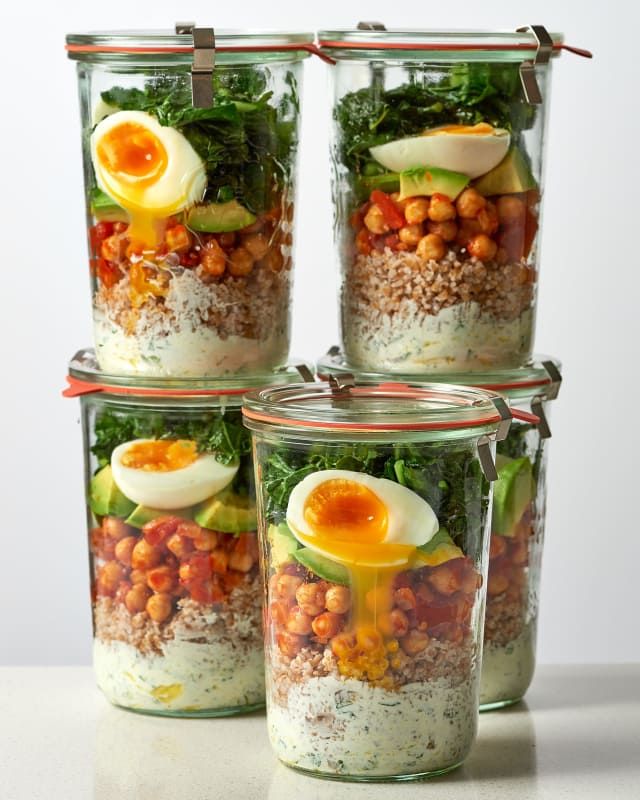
[
  {"x1": 228, "y1": 246, "x2": 254, "y2": 277},
  {"x1": 356, "y1": 626, "x2": 382, "y2": 652},
  {"x1": 379, "y1": 608, "x2": 409, "y2": 638},
  {"x1": 228, "y1": 550, "x2": 254, "y2": 573},
  {"x1": 277, "y1": 630, "x2": 306, "y2": 658},
  {"x1": 393, "y1": 587, "x2": 417, "y2": 611},
  {"x1": 295, "y1": 582, "x2": 327, "y2": 617},
  {"x1": 456, "y1": 188, "x2": 486, "y2": 219},
  {"x1": 365, "y1": 585, "x2": 391, "y2": 612},
  {"x1": 210, "y1": 548, "x2": 229, "y2": 575},
  {"x1": 146, "y1": 592, "x2": 173, "y2": 623},
  {"x1": 269, "y1": 600, "x2": 289, "y2": 627},
  {"x1": 456, "y1": 218, "x2": 482, "y2": 247},
  {"x1": 97, "y1": 561, "x2": 124, "y2": 595},
  {"x1": 125, "y1": 583, "x2": 150, "y2": 614},
  {"x1": 364, "y1": 204, "x2": 389, "y2": 235},
  {"x1": 166, "y1": 533, "x2": 193, "y2": 560},
  {"x1": 415, "y1": 582, "x2": 437, "y2": 605},
  {"x1": 428, "y1": 562, "x2": 462, "y2": 596},
  {"x1": 398, "y1": 224, "x2": 423, "y2": 247},
  {"x1": 242, "y1": 232, "x2": 270, "y2": 260},
  {"x1": 146, "y1": 566, "x2": 176, "y2": 594},
  {"x1": 487, "y1": 572, "x2": 509, "y2": 596},
  {"x1": 193, "y1": 529, "x2": 218, "y2": 551},
  {"x1": 325, "y1": 585, "x2": 351, "y2": 614},
  {"x1": 130, "y1": 568, "x2": 147, "y2": 586},
  {"x1": 496, "y1": 195, "x2": 526, "y2": 225},
  {"x1": 286, "y1": 606, "x2": 313, "y2": 635},
  {"x1": 467, "y1": 234, "x2": 498, "y2": 262},
  {"x1": 477, "y1": 201, "x2": 499, "y2": 235},
  {"x1": 331, "y1": 631, "x2": 356, "y2": 658},
  {"x1": 404, "y1": 197, "x2": 430, "y2": 225},
  {"x1": 176, "y1": 520, "x2": 203, "y2": 539},
  {"x1": 416, "y1": 233, "x2": 446, "y2": 262},
  {"x1": 114, "y1": 536, "x2": 137, "y2": 567},
  {"x1": 400, "y1": 629, "x2": 430, "y2": 656},
  {"x1": 131, "y1": 540, "x2": 161, "y2": 571},
  {"x1": 275, "y1": 573, "x2": 304, "y2": 601},
  {"x1": 427, "y1": 220, "x2": 458, "y2": 242},
  {"x1": 510, "y1": 540, "x2": 529, "y2": 566},
  {"x1": 200, "y1": 239, "x2": 226, "y2": 277},
  {"x1": 311, "y1": 611, "x2": 342, "y2": 639},
  {"x1": 258, "y1": 245, "x2": 285, "y2": 273},
  {"x1": 428, "y1": 193, "x2": 456, "y2": 222},
  {"x1": 489, "y1": 535, "x2": 508, "y2": 560},
  {"x1": 460, "y1": 568, "x2": 481, "y2": 596},
  {"x1": 102, "y1": 516, "x2": 130, "y2": 540}
]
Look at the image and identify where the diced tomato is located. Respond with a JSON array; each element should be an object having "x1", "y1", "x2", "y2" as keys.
[
  {"x1": 370, "y1": 189, "x2": 405, "y2": 230},
  {"x1": 95, "y1": 259, "x2": 123, "y2": 289},
  {"x1": 179, "y1": 552, "x2": 212, "y2": 584},
  {"x1": 189, "y1": 579, "x2": 225, "y2": 605},
  {"x1": 142, "y1": 516, "x2": 182, "y2": 547},
  {"x1": 355, "y1": 227, "x2": 373, "y2": 255}
]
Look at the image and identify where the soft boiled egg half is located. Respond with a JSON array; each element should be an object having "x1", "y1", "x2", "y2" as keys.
[
  {"x1": 370, "y1": 122, "x2": 511, "y2": 179},
  {"x1": 286, "y1": 469, "x2": 439, "y2": 569},
  {"x1": 110, "y1": 439, "x2": 238, "y2": 509},
  {"x1": 90, "y1": 109, "x2": 207, "y2": 246}
]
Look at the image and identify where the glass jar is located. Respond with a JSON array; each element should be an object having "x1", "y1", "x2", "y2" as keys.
[
  {"x1": 65, "y1": 349, "x2": 308, "y2": 716},
  {"x1": 66, "y1": 28, "x2": 312, "y2": 377},
  {"x1": 316, "y1": 349, "x2": 562, "y2": 710},
  {"x1": 319, "y1": 27, "x2": 589, "y2": 373},
  {"x1": 243, "y1": 379, "x2": 511, "y2": 780}
]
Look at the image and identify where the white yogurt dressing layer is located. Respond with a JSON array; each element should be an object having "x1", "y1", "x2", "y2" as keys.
[
  {"x1": 344, "y1": 303, "x2": 533, "y2": 373},
  {"x1": 479, "y1": 624, "x2": 536, "y2": 707},
  {"x1": 268, "y1": 675, "x2": 477, "y2": 777},
  {"x1": 94, "y1": 637, "x2": 265, "y2": 713},
  {"x1": 93, "y1": 312, "x2": 288, "y2": 377}
]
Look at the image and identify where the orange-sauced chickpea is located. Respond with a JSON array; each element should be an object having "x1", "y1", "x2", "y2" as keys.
[
  {"x1": 242, "y1": 232, "x2": 270, "y2": 260},
  {"x1": 130, "y1": 568, "x2": 147, "y2": 586},
  {"x1": 394, "y1": 587, "x2": 417, "y2": 611},
  {"x1": 456, "y1": 188, "x2": 486, "y2": 219},
  {"x1": 427, "y1": 219, "x2": 458, "y2": 242},
  {"x1": 228, "y1": 246, "x2": 254, "y2": 277},
  {"x1": 356, "y1": 626, "x2": 383, "y2": 653},
  {"x1": 311, "y1": 611, "x2": 342, "y2": 639},
  {"x1": 146, "y1": 565, "x2": 176, "y2": 594},
  {"x1": 477, "y1": 201, "x2": 499, "y2": 235},
  {"x1": 398, "y1": 224, "x2": 423, "y2": 247},
  {"x1": 295, "y1": 582, "x2": 327, "y2": 617},
  {"x1": 325, "y1": 585, "x2": 351, "y2": 614},
  {"x1": 467, "y1": 234, "x2": 498, "y2": 262},
  {"x1": 416, "y1": 233, "x2": 446, "y2": 262},
  {"x1": 166, "y1": 533, "x2": 193, "y2": 559},
  {"x1": 210, "y1": 548, "x2": 229, "y2": 575},
  {"x1": 114, "y1": 536, "x2": 137, "y2": 567},
  {"x1": 228, "y1": 549, "x2": 254, "y2": 573},
  {"x1": 193, "y1": 529, "x2": 218, "y2": 551},
  {"x1": 269, "y1": 600, "x2": 289, "y2": 627},
  {"x1": 259, "y1": 246, "x2": 285, "y2": 273},
  {"x1": 277, "y1": 630, "x2": 306, "y2": 658},
  {"x1": 275, "y1": 574, "x2": 304, "y2": 601},
  {"x1": 378, "y1": 608, "x2": 409, "y2": 637},
  {"x1": 102, "y1": 516, "x2": 130, "y2": 540},
  {"x1": 97, "y1": 561, "x2": 124, "y2": 595},
  {"x1": 146, "y1": 593, "x2": 173, "y2": 623},
  {"x1": 427, "y1": 193, "x2": 456, "y2": 222},
  {"x1": 165, "y1": 224, "x2": 193, "y2": 253},
  {"x1": 456, "y1": 218, "x2": 482, "y2": 247},
  {"x1": 404, "y1": 197, "x2": 430, "y2": 225},
  {"x1": 176, "y1": 520, "x2": 203, "y2": 539},
  {"x1": 125, "y1": 583, "x2": 150, "y2": 614},
  {"x1": 487, "y1": 572, "x2": 509, "y2": 596},
  {"x1": 331, "y1": 631, "x2": 356, "y2": 659},
  {"x1": 286, "y1": 606, "x2": 313, "y2": 635},
  {"x1": 400, "y1": 629, "x2": 430, "y2": 655},
  {"x1": 364, "y1": 204, "x2": 389, "y2": 235},
  {"x1": 201, "y1": 238, "x2": 226, "y2": 277},
  {"x1": 428, "y1": 562, "x2": 462, "y2": 596},
  {"x1": 131, "y1": 539, "x2": 162, "y2": 571}
]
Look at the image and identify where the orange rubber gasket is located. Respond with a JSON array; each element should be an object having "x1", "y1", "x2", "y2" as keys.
[
  {"x1": 317, "y1": 40, "x2": 592, "y2": 58},
  {"x1": 62, "y1": 375, "x2": 249, "y2": 399}
]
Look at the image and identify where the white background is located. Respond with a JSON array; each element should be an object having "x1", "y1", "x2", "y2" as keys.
[{"x1": 0, "y1": 1, "x2": 636, "y2": 666}]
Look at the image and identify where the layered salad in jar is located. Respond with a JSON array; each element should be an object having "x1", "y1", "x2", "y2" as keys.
[
  {"x1": 334, "y1": 64, "x2": 541, "y2": 372},
  {"x1": 87, "y1": 404, "x2": 264, "y2": 715},
  {"x1": 85, "y1": 68, "x2": 299, "y2": 376},
  {"x1": 480, "y1": 420, "x2": 545, "y2": 708},
  {"x1": 257, "y1": 440, "x2": 490, "y2": 778}
]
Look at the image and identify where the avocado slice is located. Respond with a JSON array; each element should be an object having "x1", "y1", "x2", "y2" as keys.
[
  {"x1": 88, "y1": 465, "x2": 136, "y2": 518},
  {"x1": 125, "y1": 504, "x2": 194, "y2": 529},
  {"x1": 90, "y1": 188, "x2": 129, "y2": 223},
  {"x1": 492, "y1": 456, "x2": 535, "y2": 537},
  {"x1": 473, "y1": 148, "x2": 537, "y2": 196},
  {"x1": 399, "y1": 166, "x2": 469, "y2": 201},
  {"x1": 414, "y1": 527, "x2": 464, "y2": 566},
  {"x1": 268, "y1": 523, "x2": 299, "y2": 567},
  {"x1": 293, "y1": 548, "x2": 350, "y2": 585},
  {"x1": 186, "y1": 200, "x2": 256, "y2": 233},
  {"x1": 194, "y1": 489, "x2": 257, "y2": 534},
  {"x1": 358, "y1": 172, "x2": 401, "y2": 195}
]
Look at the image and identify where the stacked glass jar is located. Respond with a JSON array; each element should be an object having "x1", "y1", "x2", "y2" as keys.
[{"x1": 65, "y1": 26, "x2": 316, "y2": 716}]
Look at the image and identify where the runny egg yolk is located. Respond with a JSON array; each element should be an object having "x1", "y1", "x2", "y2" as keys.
[
  {"x1": 301, "y1": 479, "x2": 417, "y2": 683},
  {"x1": 120, "y1": 439, "x2": 197, "y2": 472},
  {"x1": 424, "y1": 122, "x2": 497, "y2": 136}
]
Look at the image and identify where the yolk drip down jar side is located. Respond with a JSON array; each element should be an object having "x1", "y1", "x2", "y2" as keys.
[
  {"x1": 66, "y1": 27, "x2": 313, "y2": 377},
  {"x1": 319, "y1": 26, "x2": 589, "y2": 374},
  {"x1": 65, "y1": 349, "x2": 307, "y2": 717},
  {"x1": 243, "y1": 378, "x2": 511, "y2": 780}
]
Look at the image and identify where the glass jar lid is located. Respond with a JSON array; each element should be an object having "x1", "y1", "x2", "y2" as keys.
[
  {"x1": 317, "y1": 26, "x2": 591, "y2": 62},
  {"x1": 243, "y1": 377, "x2": 512, "y2": 437},
  {"x1": 64, "y1": 348, "x2": 313, "y2": 399},
  {"x1": 66, "y1": 28, "x2": 317, "y2": 63},
  {"x1": 317, "y1": 348, "x2": 562, "y2": 404}
]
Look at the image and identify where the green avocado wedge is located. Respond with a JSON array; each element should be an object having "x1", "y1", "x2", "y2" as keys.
[
  {"x1": 186, "y1": 200, "x2": 256, "y2": 233},
  {"x1": 268, "y1": 523, "x2": 299, "y2": 567},
  {"x1": 399, "y1": 166, "x2": 469, "y2": 201},
  {"x1": 90, "y1": 188, "x2": 129, "y2": 223},
  {"x1": 194, "y1": 489, "x2": 257, "y2": 534},
  {"x1": 293, "y1": 548, "x2": 350, "y2": 586},
  {"x1": 125, "y1": 504, "x2": 193, "y2": 529},
  {"x1": 473, "y1": 148, "x2": 537, "y2": 196},
  {"x1": 88, "y1": 465, "x2": 136, "y2": 518},
  {"x1": 492, "y1": 456, "x2": 535, "y2": 537}
]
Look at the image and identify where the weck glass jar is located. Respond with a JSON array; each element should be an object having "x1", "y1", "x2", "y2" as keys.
[
  {"x1": 65, "y1": 348, "x2": 308, "y2": 716},
  {"x1": 243, "y1": 378, "x2": 511, "y2": 780},
  {"x1": 66, "y1": 27, "x2": 313, "y2": 377},
  {"x1": 319, "y1": 26, "x2": 589, "y2": 373},
  {"x1": 317, "y1": 349, "x2": 562, "y2": 711}
]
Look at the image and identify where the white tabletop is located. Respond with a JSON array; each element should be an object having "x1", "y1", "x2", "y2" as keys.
[{"x1": 1, "y1": 664, "x2": 638, "y2": 799}]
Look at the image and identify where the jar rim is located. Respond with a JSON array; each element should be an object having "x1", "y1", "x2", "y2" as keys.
[
  {"x1": 242, "y1": 379, "x2": 511, "y2": 435},
  {"x1": 64, "y1": 349, "x2": 312, "y2": 399}
]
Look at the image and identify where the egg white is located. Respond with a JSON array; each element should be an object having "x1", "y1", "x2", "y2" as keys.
[
  {"x1": 370, "y1": 127, "x2": 511, "y2": 179},
  {"x1": 91, "y1": 110, "x2": 207, "y2": 217},
  {"x1": 286, "y1": 469, "x2": 439, "y2": 564},
  {"x1": 110, "y1": 439, "x2": 238, "y2": 509}
]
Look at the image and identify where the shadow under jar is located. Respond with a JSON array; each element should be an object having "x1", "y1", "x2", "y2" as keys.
[
  {"x1": 316, "y1": 349, "x2": 562, "y2": 711},
  {"x1": 243, "y1": 379, "x2": 511, "y2": 780},
  {"x1": 65, "y1": 349, "x2": 306, "y2": 716},
  {"x1": 319, "y1": 27, "x2": 584, "y2": 373},
  {"x1": 66, "y1": 28, "x2": 312, "y2": 377}
]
